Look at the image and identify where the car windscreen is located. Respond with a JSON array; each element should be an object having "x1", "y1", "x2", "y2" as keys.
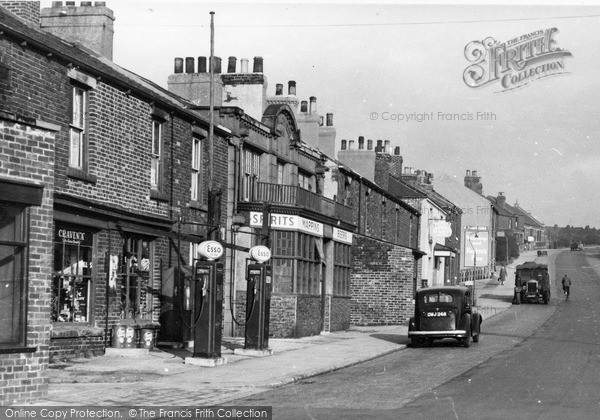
[{"x1": 423, "y1": 292, "x2": 454, "y2": 304}]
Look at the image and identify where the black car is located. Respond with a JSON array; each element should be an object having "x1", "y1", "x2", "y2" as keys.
[{"x1": 408, "y1": 286, "x2": 482, "y2": 347}]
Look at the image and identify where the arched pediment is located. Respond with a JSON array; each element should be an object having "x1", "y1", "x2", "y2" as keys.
[{"x1": 261, "y1": 104, "x2": 300, "y2": 146}]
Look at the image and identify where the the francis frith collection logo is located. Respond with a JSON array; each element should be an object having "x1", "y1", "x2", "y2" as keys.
[{"x1": 463, "y1": 28, "x2": 572, "y2": 92}]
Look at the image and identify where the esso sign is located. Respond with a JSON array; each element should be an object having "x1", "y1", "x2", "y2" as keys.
[
  {"x1": 197, "y1": 240, "x2": 224, "y2": 260},
  {"x1": 249, "y1": 245, "x2": 271, "y2": 263}
]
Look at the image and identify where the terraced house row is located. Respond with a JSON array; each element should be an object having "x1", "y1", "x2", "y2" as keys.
[{"x1": 0, "y1": 1, "x2": 546, "y2": 404}]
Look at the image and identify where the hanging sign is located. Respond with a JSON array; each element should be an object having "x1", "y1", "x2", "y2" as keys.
[
  {"x1": 249, "y1": 245, "x2": 272, "y2": 263},
  {"x1": 197, "y1": 240, "x2": 224, "y2": 260}
]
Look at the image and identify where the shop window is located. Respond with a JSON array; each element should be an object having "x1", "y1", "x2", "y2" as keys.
[
  {"x1": 52, "y1": 225, "x2": 93, "y2": 323},
  {"x1": 69, "y1": 85, "x2": 88, "y2": 170},
  {"x1": 121, "y1": 236, "x2": 153, "y2": 320},
  {"x1": 271, "y1": 231, "x2": 294, "y2": 294},
  {"x1": 296, "y1": 233, "x2": 319, "y2": 295},
  {"x1": 333, "y1": 242, "x2": 351, "y2": 296},
  {"x1": 0, "y1": 204, "x2": 28, "y2": 347}
]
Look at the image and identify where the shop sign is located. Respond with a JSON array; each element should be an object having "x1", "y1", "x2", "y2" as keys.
[
  {"x1": 55, "y1": 226, "x2": 93, "y2": 246},
  {"x1": 250, "y1": 212, "x2": 323, "y2": 237},
  {"x1": 333, "y1": 227, "x2": 353, "y2": 245},
  {"x1": 197, "y1": 240, "x2": 224, "y2": 260},
  {"x1": 249, "y1": 245, "x2": 272, "y2": 263}
]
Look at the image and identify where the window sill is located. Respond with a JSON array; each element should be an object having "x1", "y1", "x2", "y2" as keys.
[
  {"x1": 150, "y1": 189, "x2": 170, "y2": 202},
  {"x1": 188, "y1": 200, "x2": 207, "y2": 211},
  {"x1": 0, "y1": 347, "x2": 37, "y2": 355},
  {"x1": 67, "y1": 167, "x2": 97, "y2": 183},
  {"x1": 51, "y1": 324, "x2": 104, "y2": 338}
]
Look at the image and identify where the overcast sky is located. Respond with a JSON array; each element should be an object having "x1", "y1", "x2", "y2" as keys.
[{"x1": 41, "y1": 1, "x2": 600, "y2": 228}]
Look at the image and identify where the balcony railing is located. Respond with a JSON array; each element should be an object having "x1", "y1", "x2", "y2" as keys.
[{"x1": 246, "y1": 182, "x2": 353, "y2": 223}]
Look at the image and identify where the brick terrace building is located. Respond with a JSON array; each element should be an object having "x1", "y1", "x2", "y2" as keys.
[{"x1": 0, "y1": 2, "x2": 230, "y2": 403}]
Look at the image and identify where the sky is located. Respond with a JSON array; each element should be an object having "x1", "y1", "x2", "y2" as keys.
[{"x1": 40, "y1": 0, "x2": 600, "y2": 228}]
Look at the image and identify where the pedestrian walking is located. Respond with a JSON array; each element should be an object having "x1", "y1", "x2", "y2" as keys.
[
  {"x1": 498, "y1": 265, "x2": 507, "y2": 286},
  {"x1": 562, "y1": 274, "x2": 572, "y2": 300}
]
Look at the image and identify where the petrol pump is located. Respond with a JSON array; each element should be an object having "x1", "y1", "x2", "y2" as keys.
[
  {"x1": 187, "y1": 240, "x2": 225, "y2": 364},
  {"x1": 243, "y1": 245, "x2": 272, "y2": 351}
]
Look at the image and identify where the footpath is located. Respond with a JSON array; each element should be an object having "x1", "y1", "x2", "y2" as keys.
[{"x1": 34, "y1": 251, "x2": 542, "y2": 407}]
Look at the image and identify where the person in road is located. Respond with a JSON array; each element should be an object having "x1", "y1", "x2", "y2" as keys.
[
  {"x1": 498, "y1": 265, "x2": 507, "y2": 286},
  {"x1": 562, "y1": 274, "x2": 572, "y2": 300}
]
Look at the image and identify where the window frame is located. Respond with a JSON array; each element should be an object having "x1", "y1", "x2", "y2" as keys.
[
  {"x1": 191, "y1": 134, "x2": 204, "y2": 202},
  {"x1": 242, "y1": 148, "x2": 261, "y2": 201},
  {"x1": 69, "y1": 84, "x2": 88, "y2": 170},
  {"x1": 0, "y1": 203, "x2": 29, "y2": 349},
  {"x1": 333, "y1": 242, "x2": 351, "y2": 297},
  {"x1": 151, "y1": 119, "x2": 163, "y2": 190}
]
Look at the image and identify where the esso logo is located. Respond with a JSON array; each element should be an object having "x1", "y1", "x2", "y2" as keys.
[
  {"x1": 249, "y1": 245, "x2": 271, "y2": 263},
  {"x1": 198, "y1": 240, "x2": 224, "y2": 260}
]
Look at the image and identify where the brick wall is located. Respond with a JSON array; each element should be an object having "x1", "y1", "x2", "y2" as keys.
[
  {"x1": 0, "y1": 115, "x2": 55, "y2": 405},
  {"x1": 350, "y1": 235, "x2": 415, "y2": 325},
  {"x1": 269, "y1": 295, "x2": 296, "y2": 338},
  {"x1": 1, "y1": 1, "x2": 40, "y2": 26},
  {"x1": 328, "y1": 297, "x2": 351, "y2": 332},
  {"x1": 296, "y1": 296, "x2": 321, "y2": 337}
]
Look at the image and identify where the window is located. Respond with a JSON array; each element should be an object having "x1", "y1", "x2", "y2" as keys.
[
  {"x1": 151, "y1": 120, "x2": 163, "y2": 189},
  {"x1": 121, "y1": 237, "x2": 153, "y2": 319},
  {"x1": 298, "y1": 171, "x2": 313, "y2": 191},
  {"x1": 0, "y1": 204, "x2": 28, "y2": 347},
  {"x1": 296, "y1": 233, "x2": 319, "y2": 295},
  {"x1": 277, "y1": 162, "x2": 285, "y2": 185},
  {"x1": 333, "y1": 243, "x2": 351, "y2": 296},
  {"x1": 424, "y1": 292, "x2": 453, "y2": 303},
  {"x1": 191, "y1": 135, "x2": 203, "y2": 202},
  {"x1": 242, "y1": 149, "x2": 260, "y2": 201},
  {"x1": 271, "y1": 231, "x2": 294, "y2": 294},
  {"x1": 52, "y1": 225, "x2": 93, "y2": 323},
  {"x1": 69, "y1": 85, "x2": 88, "y2": 169}
]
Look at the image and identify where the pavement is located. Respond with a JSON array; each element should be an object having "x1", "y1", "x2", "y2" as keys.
[{"x1": 34, "y1": 250, "x2": 544, "y2": 408}]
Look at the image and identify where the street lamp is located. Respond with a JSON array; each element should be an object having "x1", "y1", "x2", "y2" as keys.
[{"x1": 468, "y1": 232, "x2": 479, "y2": 306}]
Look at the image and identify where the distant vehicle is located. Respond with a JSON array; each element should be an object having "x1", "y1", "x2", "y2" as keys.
[
  {"x1": 513, "y1": 262, "x2": 550, "y2": 304},
  {"x1": 537, "y1": 250, "x2": 548, "y2": 257},
  {"x1": 408, "y1": 286, "x2": 482, "y2": 348},
  {"x1": 571, "y1": 243, "x2": 583, "y2": 251}
]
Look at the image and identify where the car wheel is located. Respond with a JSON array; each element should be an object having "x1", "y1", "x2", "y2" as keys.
[
  {"x1": 543, "y1": 291, "x2": 549, "y2": 304},
  {"x1": 473, "y1": 333, "x2": 480, "y2": 343},
  {"x1": 514, "y1": 291, "x2": 521, "y2": 305},
  {"x1": 463, "y1": 325, "x2": 471, "y2": 348}
]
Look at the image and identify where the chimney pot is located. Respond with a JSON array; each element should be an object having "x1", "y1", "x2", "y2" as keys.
[
  {"x1": 275, "y1": 84, "x2": 283, "y2": 95},
  {"x1": 326, "y1": 113, "x2": 333, "y2": 126},
  {"x1": 240, "y1": 58, "x2": 249, "y2": 73},
  {"x1": 253, "y1": 56, "x2": 263, "y2": 73},
  {"x1": 300, "y1": 101, "x2": 308, "y2": 113},
  {"x1": 358, "y1": 136, "x2": 365, "y2": 149},
  {"x1": 185, "y1": 57, "x2": 195, "y2": 74},
  {"x1": 198, "y1": 57, "x2": 207, "y2": 73},
  {"x1": 309, "y1": 96, "x2": 317, "y2": 113},
  {"x1": 81, "y1": 1, "x2": 92, "y2": 6},
  {"x1": 472, "y1": 170, "x2": 478, "y2": 177},
  {"x1": 66, "y1": 1, "x2": 75, "y2": 5},
  {"x1": 384, "y1": 140, "x2": 391, "y2": 154},
  {"x1": 52, "y1": 1, "x2": 63, "y2": 6},
  {"x1": 212, "y1": 56, "x2": 222, "y2": 73},
  {"x1": 174, "y1": 57, "x2": 184, "y2": 74},
  {"x1": 94, "y1": 1, "x2": 106, "y2": 5},
  {"x1": 319, "y1": 116, "x2": 324, "y2": 126},
  {"x1": 227, "y1": 56, "x2": 237, "y2": 73},
  {"x1": 288, "y1": 81, "x2": 297, "y2": 96},
  {"x1": 394, "y1": 146, "x2": 400, "y2": 155},
  {"x1": 367, "y1": 139, "x2": 373, "y2": 150},
  {"x1": 341, "y1": 139, "x2": 347, "y2": 150},
  {"x1": 466, "y1": 170, "x2": 471, "y2": 176},
  {"x1": 348, "y1": 140, "x2": 355, "y2": 150}
]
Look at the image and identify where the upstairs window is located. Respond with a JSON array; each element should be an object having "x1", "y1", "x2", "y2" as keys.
[
  {"x1": 151, "y1": 119, "x2": 163, "y2": 189},
  {"x1": 298, "y1": 171, "x2": 313, "y2": 191},
  {"x1": 191, "y1": 135, "x2": 204, "y2": 202},
  {"x1": 243, "y1": 149, "x2": 260, "y2": 201},
  {"x1": 69, "y1": 86, "x2": 88, "y2": 169}
]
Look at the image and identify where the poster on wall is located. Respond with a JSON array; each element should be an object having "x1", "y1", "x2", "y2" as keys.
[{"x1": 464, "y1": 230, "x2": 489, "y2": 267}]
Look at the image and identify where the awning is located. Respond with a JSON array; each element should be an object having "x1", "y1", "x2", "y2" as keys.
[{"x1": 434, "y1": 243, "x2": 456, "y2": 258}]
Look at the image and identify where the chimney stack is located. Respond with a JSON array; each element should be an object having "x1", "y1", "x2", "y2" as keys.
[
  {"x1": 464, "y1": 169, "x2": 483, "y2": 195},
  {"x1": 41, "y1": 1, "x2": 115, "y2": 60},
  {"x1": 496, "y1": 192, "x2": 506, "y2": 207}
]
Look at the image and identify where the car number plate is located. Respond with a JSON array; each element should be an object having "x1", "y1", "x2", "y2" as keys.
[{"x1": 425, "y1": 311, "x2": 447, "y2": 317}]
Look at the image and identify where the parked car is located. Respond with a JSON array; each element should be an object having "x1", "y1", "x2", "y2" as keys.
[
  {"x1": 571, "y1": 242, "x2": 583, "y2": 251},
  {"x1": 513, "y1": 261, "x2": 550, "y2": 304},
  {"x1": 408, "y1": 286, "x2": 482, "y2": 348}
]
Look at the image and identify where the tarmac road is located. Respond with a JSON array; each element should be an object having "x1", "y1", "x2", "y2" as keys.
[{"x1": 233, "y1": 249, "x2": 600, "y2": 419}]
